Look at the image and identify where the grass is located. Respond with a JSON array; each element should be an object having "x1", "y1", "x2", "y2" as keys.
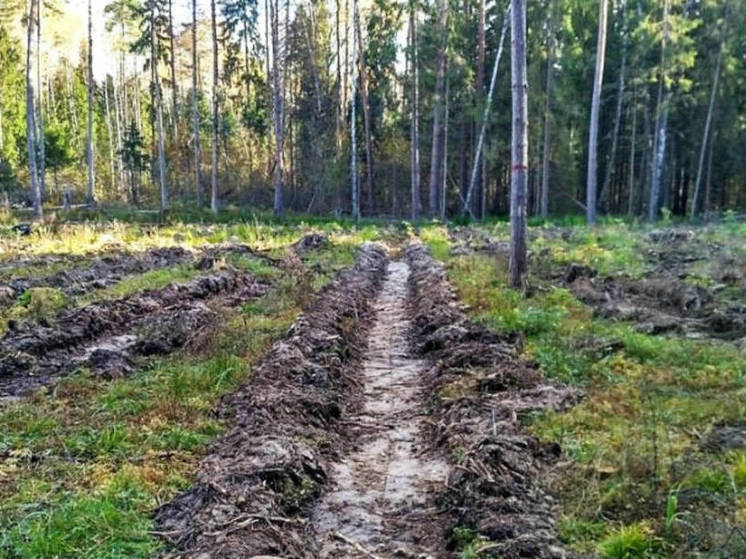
[
  {"x1": 420, "y1": 221, "x2": 746, "y2": 556},
  {"x1": 0, "y1": 223, "x2": 372, "y2": 558}
]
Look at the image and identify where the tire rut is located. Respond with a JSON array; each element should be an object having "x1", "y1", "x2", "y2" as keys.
[{"x1": 310, "y1": 261, "x2": 449, "y2": 558}]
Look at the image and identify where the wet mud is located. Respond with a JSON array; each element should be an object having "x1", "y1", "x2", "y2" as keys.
[{"x1": 406, "y1": 243, "x2": 579, "y2": 558}]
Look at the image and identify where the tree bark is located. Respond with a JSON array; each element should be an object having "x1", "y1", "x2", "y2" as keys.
[
  {"x1": 509, "y1": 0, "x2": 528, "y2": 289},
  {"x1": 25, "y1": 0, "x2": 42, "y2": 218},
  {"x1": 691, "y1": 17, "x2": 725, "y2": 217},
  {"x1": 585, "y1": 0, "x2": 608, "y2": 225},
  {"x1": 540, "y1": 0, "x2": 558, "y2": 218},
  {"x1": 409, "y1": 6, "x2": 421, "y2": 221},
  {"x1": 427, "y1": 0, "x2": 448, "y2": 216},
  {"x1": 599, "y1": 0, "x2": 627, "y2": 212},
  {"x1": 192, "y1": 0, "x2": 203, "y2": 205},
  {"x1": 354, "y1": 10, "x2": 374, "y2": 216},
  {"x1": 627, "y1": 90, "x2": 637, "y2": 216},
  {"x1": 211, "y1": 0, "x2": 219, "y2": 213},
  {"x1": 270, "y1": 0, "x2": 285, "y2": 216},
  {"x1": 104, "y1": 78, "x2": 116, "y2": 195},
  {"x1": 649, "y1": 0, "x2": 670, "y2": 222},
  {"x1": 36, "y1": 0, "x2": 46, "y2": 201},
  {"x1": 473, "y1": 0, "x2": 485, "y2": 218},
  {"x1": 464, "y1": 8, "x2": 508, "y2": 216},
  {"x1": 168, "y1": 0, "x2": 178, "y2": 137},
  {"x1": 151, "y1": 4, "x2": 168, "y2": 214},
  {"x1": 349, "y1": 0, "x2": 359, "y2": 221},
  {"x1": 87, "y1": 0, "x2": 96, "y2": 205}
]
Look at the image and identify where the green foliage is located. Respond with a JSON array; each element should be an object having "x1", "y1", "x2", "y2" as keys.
[{"x1": 598, "y1": 523, "x2": 654, "y2": 559}]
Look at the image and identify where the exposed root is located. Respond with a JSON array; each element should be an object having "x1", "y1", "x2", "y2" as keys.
[
  {"x1": 153, "y1": 243, "x2": 388, "y2": 559},
  {"x1": 406, "y1": 243, "x2": 580, "y2": 559}
]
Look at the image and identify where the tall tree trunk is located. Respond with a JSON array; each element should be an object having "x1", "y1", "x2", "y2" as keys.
[
  {"x1": 36, "y1": 0, "x2": 46, "y2": 201},
  {"x1": 409, "y1": 6, "x2": 421, "y2": 221},
  {"x1": 539, "y1": 0, "x2": 558, "y2": 219},
  {"x1": 473, "y1": 0, "x2": 485, "y2": 218},
  {"x1": 509, "y1": 0, "x2": 528, "y2": 289},
  {"x1": 428, "y1": 0, "x2": 448, "y2": 216},
  {"x1": 649, "y1": 0, "x2": 670, "y2": 222},
  {"x1": 586, "y1": 0, "x2": 608, "y2": 225},
  {"x1": 441, "y1": 68, "x2": 449, "y2": 220},
  {"x1": 152, "y1": 5, "x2": 168, "y2": 214},
  {"x1": 349, "y1": 0, "x2": 359, "y2": 221},
  {"x1": 25, "y1": 0, "x2": 42, "y2": 218},
  {"x1": 168, "y1": 0, "x2": 178, "y2": 137},
  {"x1": 599, "y1": 0, "x2": 628, "y2": 212},
  {"x1": 104, "y1": 78, "x2": 116, "y2": 194},
  {"x1": 627, "y1": 90, "x2": 637, "y2": 216},
  {"x1": 210, "y1": 0, "x2": 219, "y2": 214},
  {"x1": 270, "y1": 0, "x2": 285, "y2": 216},
  {"x1": 704, "y1": 130, "x2": 714, "y2": 213},
  {"x1": 354, "y1": 10, "x2": 374, "y2": 216},
  {"x1": 691, "y1": 18, "x2": 725, "y2": 217},
  {"x1": 464, "y1": 8, "x2": 508, "y2": 216},
  {"x1": 192, "y1": 0, "x2": 203, "y2": 205},
  {"x1": 87, "y1": 0, "x2": 95, "y2": 205}
]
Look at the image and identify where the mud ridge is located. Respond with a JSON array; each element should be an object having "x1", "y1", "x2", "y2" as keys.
[
  {"x1": 0, "y1": 243, "x2": 274, "y2": 306},
  {"x1": 0, "y1": 267, "x2": 268, "y2": 401},
  {"x1": 406, "y1": 243, "x2": 580, "y2": 558},
  {"x1": 153, "y1": 243, "x2": 388, "y2": 559}
]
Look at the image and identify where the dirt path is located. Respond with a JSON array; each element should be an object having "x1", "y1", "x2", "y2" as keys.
[{"x1": 311, "y1": 260, "x2": 448, "y2": 558}]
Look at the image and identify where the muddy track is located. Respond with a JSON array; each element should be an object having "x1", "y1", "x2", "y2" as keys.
[
  {"x1": 0, "y1": 267, "x2": 268, "y2": 402},
  {"x1": 310, "y1": 260, "x2": 450, "y2": 558},
  {"x1": 153, "y1": 243, "x2": 388, "y2": 558},
  {"x1": 406, "y1": 243, "x2": 579, "y2": 558},
  {"x1": 0, "y1": 243, "x2": 274, "y2": 307}
]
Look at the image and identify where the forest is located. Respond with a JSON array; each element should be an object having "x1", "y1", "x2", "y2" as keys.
[
  {"x1": 0, "y1": 0, "x2": 745, "y2": 558},
  {"x1": 0, "y1": 0, "x2": 745, "y2": 220}
]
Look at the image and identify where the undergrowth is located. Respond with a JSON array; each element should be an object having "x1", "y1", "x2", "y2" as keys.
[{"x1": 421, "y1": 222, "x2": 746, "y2": 557}]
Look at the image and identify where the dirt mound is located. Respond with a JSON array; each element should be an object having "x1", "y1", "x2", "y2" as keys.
[
  {"x1": 405, "y1": 243, "x2": 579, "y2": 558},
  {"x1": 293, "y1": 232, "x2": 328, "y2": 253},
  {"x1": 153, "y1": 243, "x2": 388, "y2": 559},
  {"x1": 449, "y1": 227, "x2": 509, "y2": 257},
  {"x1": 0, "y1": 268, "x2": 268, "y2": 400},
  {"x1": 563, "y1": 265, "x2": 746, "y2": 340}
]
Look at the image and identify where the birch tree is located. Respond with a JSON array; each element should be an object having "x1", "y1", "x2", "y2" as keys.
[
  {"x1": 585, "y1": 0, "x2": 608, "y2": 225},
  {"x1": 648, "y1": 0, "x2": 670, "y2": 222},
  {"x1": 86, "y1": 0, "x2": 96, "y2": 205},
  {"x1": 25, "y1": 0, "x2": 42, "y2": 217},
  {"x1": 210, "y1": 0, "x2": 219, "y2": 214},
  {"x1": 270, "y1": 0, "x2": 285, "y2": 216},
  {"x1": 691, "y1": 11, "x2": 726, "y2": 218},
  {"x1": 409, "y1": 5, "x2": 421, "y2": 221},
  {"x1": 463, "y1": 7, "x2": 508, "y2": 217},
  {"x1": 427, "y1": 0, "x2": 448, "y2": 216},
  {"x1": 192, "y1": 0, "x2": 202, "y2": 204}
]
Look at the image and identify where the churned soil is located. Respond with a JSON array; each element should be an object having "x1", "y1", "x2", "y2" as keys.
[
  {"x1": 153, "y1": 241, "x2": 581, "y2": 558},
  {"x1": 153, "y1": 243, "x2": 388, "y2": 558},
  {"x1": 0, "y1": 266, "x2": 268, "y2": 402},
  {"x1": 406, "y1": 243, "x2": 580, "y2": 558}
]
